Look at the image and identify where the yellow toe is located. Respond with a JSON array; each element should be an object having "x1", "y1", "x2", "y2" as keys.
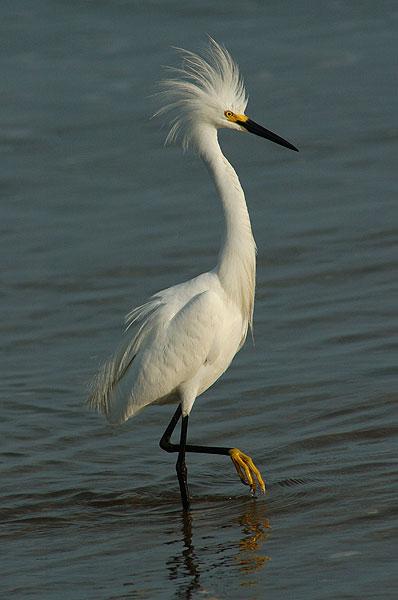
[{"x1": 228, "y1": 448, "x2": 265, "y2": 494}]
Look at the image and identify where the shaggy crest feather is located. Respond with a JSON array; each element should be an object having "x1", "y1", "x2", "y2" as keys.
[{"x1": 154, "y1": 38, "x2": 248, "y2": 150}]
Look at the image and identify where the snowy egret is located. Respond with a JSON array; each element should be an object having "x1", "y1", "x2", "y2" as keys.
[{"x1": 88, "y1": 40, "x2": 298, "y2": 510}]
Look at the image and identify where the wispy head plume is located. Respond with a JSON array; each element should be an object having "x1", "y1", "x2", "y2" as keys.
[{"x1": 153, "y1": 38, "x2": 248, "y2": 151}]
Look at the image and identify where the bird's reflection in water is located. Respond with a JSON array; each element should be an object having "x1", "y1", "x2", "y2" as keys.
[
  {"x1": 167, "y1": 512, "x2": 200, "y2": 600},
  {"x1": 234, "y1": 504, "x2": 271, "y2": 586},
  {"x1": 167, "y1": 501, "x2": 271, "y2": 599}
]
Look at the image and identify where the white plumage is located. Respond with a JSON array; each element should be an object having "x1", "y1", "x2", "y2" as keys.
[
  {"x1": 89, "y1": 40, "x2": 256, "y2": 423},
  {"x1": 87, "y1": 41, "x2": 297, "y2": 506},
  {"x1": 155, "y1": 40, "x2": 248, "y2": 150},
  {"x1": 91, "y1": 270, "x2": 247, "y2": 424}
]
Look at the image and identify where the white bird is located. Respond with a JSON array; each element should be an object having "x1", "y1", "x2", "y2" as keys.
[{"x1": 88, "y1": 39, "x2": 298, "y2": 510}]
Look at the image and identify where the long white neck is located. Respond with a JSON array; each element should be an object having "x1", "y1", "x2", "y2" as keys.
[{"x1": 196, "y1": 126, "x2": 256, "y2": 335}]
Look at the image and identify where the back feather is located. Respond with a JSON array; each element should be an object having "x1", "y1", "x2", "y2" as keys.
[{"x1": 87, "y1": 294, "x2": 164, "y2": 418}]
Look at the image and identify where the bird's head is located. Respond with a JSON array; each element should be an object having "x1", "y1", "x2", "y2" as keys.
[{"x1": 154, "y1": 38, "x2": 298, "y2": 153}]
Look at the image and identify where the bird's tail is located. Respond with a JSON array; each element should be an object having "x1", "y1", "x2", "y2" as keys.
[
  {"x1": 86, "y1": 335, "x2": 138, "y2": 424},
  {"x1": 87, "y1": 295, "x2": 164, "y2": 424}
]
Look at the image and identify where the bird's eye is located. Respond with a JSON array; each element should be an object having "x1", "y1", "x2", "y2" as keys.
[{"x1": 225, "y1": 110, "x2": 234, "y2": 119}]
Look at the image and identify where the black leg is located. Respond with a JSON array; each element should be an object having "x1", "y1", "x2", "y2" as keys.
[
  {"x1": 176, "y1": 414, "x2": 190, "y2": 510},
  {"x1": 159, "y1": 404, "x2": 191, "y2": 510},
  {"x1": 159, "y1": 404, "x2": 182, "y2": 452},
  {"x1": 159, "y1": 403, "x2": 265, "y2": 504},
  {"x1": 160, "y1": 403, "x2": 231, "y2": 456}
]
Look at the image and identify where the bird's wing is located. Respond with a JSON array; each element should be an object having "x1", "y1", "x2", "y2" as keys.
[
  {"x1": 162, "y1": 288, "x2": 225, "y2": 378},
  {"x1": 101, "y1": 288, "x2": 226, "y2": 423}
]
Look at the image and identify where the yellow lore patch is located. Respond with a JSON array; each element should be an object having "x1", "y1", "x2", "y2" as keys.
[{"x1": 224, "y1": 110, "x2": 248, "y2": 123}]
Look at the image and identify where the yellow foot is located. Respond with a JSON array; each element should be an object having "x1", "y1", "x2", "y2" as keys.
[{"x1": 228, "y1": 448, "x2": 265, "y2": 494}]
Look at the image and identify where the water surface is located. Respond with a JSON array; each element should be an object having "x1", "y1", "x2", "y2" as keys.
[{"x1": 1, "y1": 2, "x2": 397, "y2": 599}]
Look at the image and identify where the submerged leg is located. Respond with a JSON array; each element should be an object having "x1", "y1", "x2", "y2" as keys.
[
  {"x1": 159, "y1": 404, "x2": 190, "y2": 510},
  {"x1": 159, "y1": 404, "x2": 265, "y2": 497},
  {"x1": 176, "y1": 414, "x2": 190, "y2": 510}
]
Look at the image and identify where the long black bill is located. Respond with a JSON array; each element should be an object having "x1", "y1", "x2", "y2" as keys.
[{"x1": 238, "y1": 118, "x2": 299, "y2": 152}]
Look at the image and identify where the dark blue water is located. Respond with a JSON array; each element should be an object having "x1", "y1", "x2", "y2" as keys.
[{"x1": 1, "y1": 2, "x2": 397, "y2": 599}]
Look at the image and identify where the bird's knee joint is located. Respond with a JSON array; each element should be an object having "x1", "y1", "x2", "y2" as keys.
[{"x1": 160, "y1": 438, "x2": 176, "y2": 453}]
